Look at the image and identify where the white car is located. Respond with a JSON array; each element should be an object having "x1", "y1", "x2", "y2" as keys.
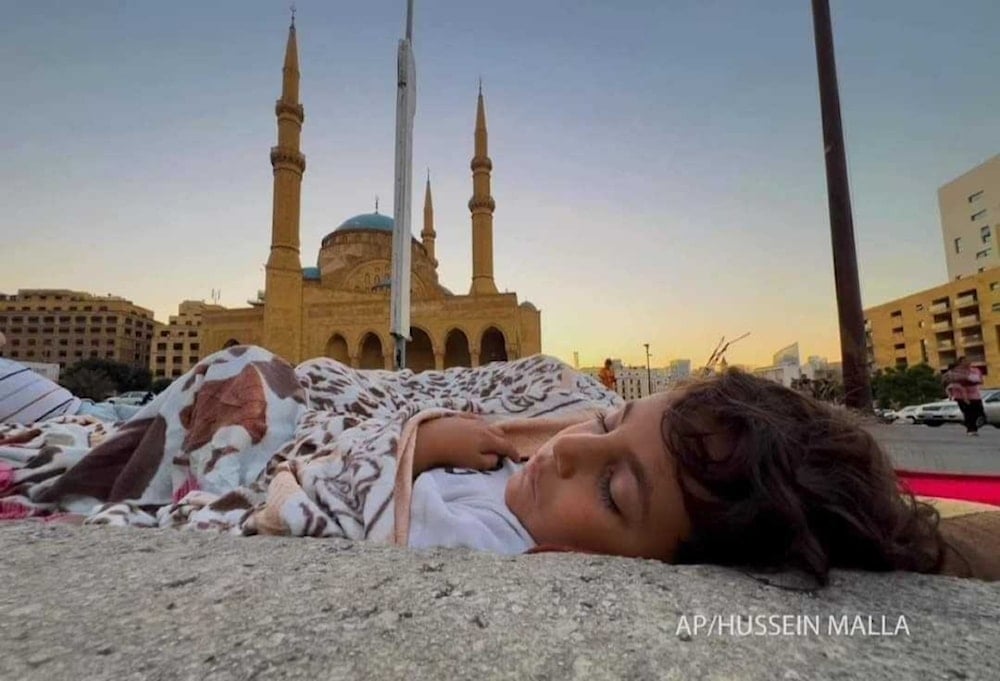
[
  {"x1": 914, "y1": 400, "x2": 963, "y2": 427},
  {"x1": 894, "y1": 405, "x2": 921, "y2": 424},
  {"x1": 107, "y1": 390, "x2": 152, "y2": 406},
  {"x1": 980, "y1": 389, "x2": 1000, "y2": 428}
]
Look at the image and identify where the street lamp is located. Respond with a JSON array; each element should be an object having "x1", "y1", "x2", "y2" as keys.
[{"x1": 643, "y1": 343, "x2": 652, "y2": 396}]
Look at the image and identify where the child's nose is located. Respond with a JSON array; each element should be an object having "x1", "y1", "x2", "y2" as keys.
[{"x1": 553, "y1": 434, "x2": 601, "y2": 478}]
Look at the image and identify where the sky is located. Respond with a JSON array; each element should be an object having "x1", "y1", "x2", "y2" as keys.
[{"x1": 2, "y1": 0, "x2": 999, "y2": 369}]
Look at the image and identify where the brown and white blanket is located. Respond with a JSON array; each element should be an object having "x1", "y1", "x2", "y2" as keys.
[{"x1": 0, "y1": 346, "x2": 620, "y2": 545}]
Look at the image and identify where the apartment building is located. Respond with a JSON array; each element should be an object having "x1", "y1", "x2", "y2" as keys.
[
  {"x1": 0, "y1": 289, "x2": 155, "y2": 369},
  {"x1": 865, "y1": 269, "x2": 1000, "y2": 380},
  {"x1": 581, "y1": 358, "x2": 691, "y2": 401},
  {"x1": 151, "y1": 300, "x2": 225, "y2": 380},
  {"x1": 940, "y1": 154, "x2": 1000, "y2": 280}
]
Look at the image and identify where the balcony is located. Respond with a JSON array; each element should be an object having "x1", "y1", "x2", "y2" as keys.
[
  {"x1": 930, "y1": 302, "x2": 950, "y2": 314},
  {"x1": 961, "y1": 334, "x2": 984, "y2": 348},
  {"x1": 937, "y1": 339, "x2": 955, "y2": 350},
  {"x1": 956, "y1": 315, "x2": 981, "y2": 327},
  {"x1": 932, "y1": 320, "x2": 953, "y2": 331},
  {"x1": 956, "y1": 294, "x2": 978, "y2": 309},
  {"x1": 892, "y1": 332, "x2": 905, "y2": 343}
]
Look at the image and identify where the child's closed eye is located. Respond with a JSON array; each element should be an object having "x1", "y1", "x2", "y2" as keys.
[{"x1": 598, "y1": 466, "x2": 620, "y2": 514}]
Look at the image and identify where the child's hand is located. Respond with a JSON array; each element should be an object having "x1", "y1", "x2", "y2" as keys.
[{"x1": 413, "y1": 414, "x2": 523, "y2": 478}]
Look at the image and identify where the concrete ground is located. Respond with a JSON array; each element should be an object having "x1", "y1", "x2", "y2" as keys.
[
  {"x1": 0, "y1": 427, "x2": 997, "y2": 681},
  {"x1": 868, "y1": 422, "x2": 1000, "y2": 475}
]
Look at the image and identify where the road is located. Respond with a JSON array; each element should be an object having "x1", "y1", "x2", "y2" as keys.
[{"x1": 868, "y1": 422, "x2": 1000, "y2": 475}]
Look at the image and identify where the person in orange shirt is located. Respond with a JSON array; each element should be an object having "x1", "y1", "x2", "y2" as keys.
[{"x1": 598, "y1": 358, "x2": 617, "y2": 392}]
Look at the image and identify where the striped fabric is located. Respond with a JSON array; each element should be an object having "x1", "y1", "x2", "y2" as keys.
[{"x1": 0, "y1": 359, "x2": 81, "y2": 425}]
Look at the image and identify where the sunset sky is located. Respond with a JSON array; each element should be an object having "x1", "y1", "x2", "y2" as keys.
[{"x1": 2, "y1": 1, "x2": 999, "y2": 368}]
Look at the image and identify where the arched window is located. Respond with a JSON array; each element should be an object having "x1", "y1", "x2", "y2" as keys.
[
  {"x1": 359, "y1": 333, "x2": 384, "y2": 369},
  {"x1": 407, "y1": 327, "x2": 435, "y2": 372},
  {"x1": 480, "y1": 327, "x2": 508, "y2": 364},
  {"x1": 444, "y1": 328, "x2": 471, "y2": 368},
  {"x1": 325, "y1": 333, "x2": 350, "y2": 364}
]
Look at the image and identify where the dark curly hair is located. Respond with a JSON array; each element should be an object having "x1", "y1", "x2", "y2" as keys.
[{"x1": 664, "y1": 370, "x2": 944, "y2": 585}]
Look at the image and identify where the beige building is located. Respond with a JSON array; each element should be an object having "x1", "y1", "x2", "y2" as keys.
[
  {"x1": 864, "y1": 269, "x2": 1000, "y2": 381},
  {"x1": 581, "y1": 358, "x2": 691, "y2": 401},
  {"x1": 941, "y1": 154, "x2": 1000, "y2": 280},
  {"x1": 201, "y1": 20, "x2": 541, "y2": 368},
  {"x1": 151, "y1": 300, "x2": 226, "y2": 380},
  {"x1": 0, "y1": 289, "x2": 155, "y2": 370}
]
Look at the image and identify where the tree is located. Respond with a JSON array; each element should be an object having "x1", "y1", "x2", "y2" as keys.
[
  {"x1": 151, "y1": 378, "x2": 174, "y2": 394},
  {"x1": 60, "y1": 358, "x2": 151, "y2": 399},
  {"x1": 870, "y1": 364, "x2": 945, "y2": 409},
  {"x1": 60, "y1": 368, "x2": 117, "y2": 402}
]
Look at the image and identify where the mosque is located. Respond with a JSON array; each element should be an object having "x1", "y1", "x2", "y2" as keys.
[{"x1": 201, "y1": 17, "x2": 541, "y2": 370}]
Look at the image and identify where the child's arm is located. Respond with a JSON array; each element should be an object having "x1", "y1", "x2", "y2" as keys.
[{"x1": 412, "y1": 414, "x2": 523, "y2": 479}]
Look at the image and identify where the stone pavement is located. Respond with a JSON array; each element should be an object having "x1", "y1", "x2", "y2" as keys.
[{"x1": 0, "y1": 523, "x2": 997, "y2": 681}]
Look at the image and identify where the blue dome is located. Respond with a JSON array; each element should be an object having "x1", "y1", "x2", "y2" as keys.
[
  {"x1": 302, "y1": 266, "x2": 321, "y2": 280},
  {"x1": 335, "y1": 212, "x2": 394, "y2": 233}
]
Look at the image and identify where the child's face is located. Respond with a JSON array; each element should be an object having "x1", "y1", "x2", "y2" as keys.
[{"x1": 505, "y1": 392, "x2": 691, "y2": 560}]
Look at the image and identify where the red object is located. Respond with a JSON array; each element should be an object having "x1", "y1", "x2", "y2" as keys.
[{"x1": 897, "y1": 469, "x2": 1000, "y2": 507}]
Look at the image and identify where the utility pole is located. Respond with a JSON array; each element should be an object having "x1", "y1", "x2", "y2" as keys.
[
  {"x1": 810, "y1": 0, "x2": 872, "y2": 411},
  {"x1": 643, "y1": 343, "x2": 652, "y2": 396}
]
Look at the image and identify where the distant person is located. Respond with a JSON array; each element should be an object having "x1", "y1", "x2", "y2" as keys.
[
  {"x1": 598, "y1": 358, "x2": 617, "y2": 391},
  {"x1": 944, "y1": 356, "x2": 985, "y2": 436}
]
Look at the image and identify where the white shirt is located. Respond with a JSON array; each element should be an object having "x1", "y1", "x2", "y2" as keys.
[{"x1": 408, "y1": 458, "x2": 536, "y2": 554}]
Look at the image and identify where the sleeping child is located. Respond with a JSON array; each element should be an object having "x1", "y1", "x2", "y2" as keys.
[{"x1": 1, "y1": 345, "x2": 996, "y2": 584}]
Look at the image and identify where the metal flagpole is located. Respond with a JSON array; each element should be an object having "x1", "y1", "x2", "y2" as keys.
[{"x1": 390, "y1": 0, "x2": 416, "y2": 370}]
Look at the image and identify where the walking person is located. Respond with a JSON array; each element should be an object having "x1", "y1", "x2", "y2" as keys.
[{"x1": 944, "y1": 357, "x2": 985, "y2": 435}]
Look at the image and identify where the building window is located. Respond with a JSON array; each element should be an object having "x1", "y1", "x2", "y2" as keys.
[
  {"x1": 977, "y1": 249, "x2": 991, "y2": 260},
  {"x1": 954, "y1": 237, "x2": 962, "y2": 253},
  {"x1": 969, "y1": 190, "x2": 984, "y2": 203},
  {"x1": 972, "y1": 209, "x2": 987, "y2": 221},
  {"x1": 915, "y1": 303, "x2": 924, "y2": 312},
  {"x1": 982, "y1": 226, "x2": 992, "y2": 243}
]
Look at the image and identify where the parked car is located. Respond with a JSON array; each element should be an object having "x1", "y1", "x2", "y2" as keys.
[
  {"x1": 914, "y1": 400, "x2": 963, "y2": 427},
  {"x1": 894, "y1": 405, "x2": 921, "y2": 424},
  {"x1": 107, "y1": 390, "x2": 153, "y2": 406},
  {"x1": 979, "y1": 389, "x2": 1000, "y2": 428},
  {"x1": 874, "y1": 408, "x2": 897, "y2": 423}
]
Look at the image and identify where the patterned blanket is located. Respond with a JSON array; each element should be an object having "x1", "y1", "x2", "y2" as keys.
[{"x1": 0, "y1": 346, "x2": 620, "y2": 545}]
